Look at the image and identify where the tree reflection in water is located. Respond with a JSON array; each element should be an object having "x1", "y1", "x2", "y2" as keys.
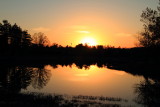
[
  {"x1": 134, "y1": 78, "x2": 160, "y2": 107},
  {"x1": 0, "y1": 65, "x2": 51, "y2": 93},
  {"x1": 1, "y1": 61, "x2": 160, "y2": 107},
  {"x1": 31, "y1": 67, "x2": 51, "y2": 89},
  {"x1": 103, "y1": 61, "x2": 160, "y2": 107}
]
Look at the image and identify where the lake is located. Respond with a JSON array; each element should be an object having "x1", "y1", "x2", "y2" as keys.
[{"x1": 0, "y1": 62, "x2": 159, "y2": 107}]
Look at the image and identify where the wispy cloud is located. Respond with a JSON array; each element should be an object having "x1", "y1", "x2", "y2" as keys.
[
  {"x1": 70, "y1": 25, "x2": 88, "y2": 29},
  {"x1": 76, "y1": 31, "x2": 90, "y2": 34},
  {"x1": 116, "y1": 33, "x2": 132, "y2": 37},
  {"x1": 32, "y1": 27, "x2": 50, "y2": 32}
]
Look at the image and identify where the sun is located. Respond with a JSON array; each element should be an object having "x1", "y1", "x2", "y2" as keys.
[{"x1": 80, "y1": 37, "x2": 97, "y2": 46}]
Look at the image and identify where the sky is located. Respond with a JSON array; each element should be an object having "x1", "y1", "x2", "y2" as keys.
[{"x1": 0, "y1": 0, "x2": 158, "y2": 47}]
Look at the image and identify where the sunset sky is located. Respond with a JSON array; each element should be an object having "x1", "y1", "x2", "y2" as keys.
[{"x1": 0, "y1": 0, "x2": 158, "y2": 47}]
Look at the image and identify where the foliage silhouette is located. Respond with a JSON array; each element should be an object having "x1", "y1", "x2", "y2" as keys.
[
  {"x1": 138, "y1": 1, "x2": 160, "y2": 47},
  {"x1": 0, "y1": 2, "x2": 160, "y2": 106},
  {"x1": 0, "y1": 20, "x2": 159, "y2": 61},
  {"x1": 0, "y1": 20, "x2": 32, "y2": 49}
]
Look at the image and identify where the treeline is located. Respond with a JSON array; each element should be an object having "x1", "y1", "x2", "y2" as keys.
[
  {"x1": 0, "y1": 20, "x2": 49, "y2": 55},
  {"x1": 1, "y1": 2, "x2": 160, "y2": 58},
  {"x1": 0, "y1": 20, "x2": 121, "y2": 57},
  {"x1": 0, "y1": 20, "x2": 160, "y2": 59}
]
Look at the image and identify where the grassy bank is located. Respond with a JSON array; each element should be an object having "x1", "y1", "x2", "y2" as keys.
[{"x1": 0, "y1": 90, "x2": 128, "y2": 107}]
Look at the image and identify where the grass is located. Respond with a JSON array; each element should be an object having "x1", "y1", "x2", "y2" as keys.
[{"x1": 0, "y1": 90, "x2": 130, "y2": 107}]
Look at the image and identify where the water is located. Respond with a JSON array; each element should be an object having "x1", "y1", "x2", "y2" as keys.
[
  {"x1": 0, "y1": 63, "x2": 159, "y2": 106},
  {"x1": 21, "y1": 64, "x2": 144, "y2": 106}
]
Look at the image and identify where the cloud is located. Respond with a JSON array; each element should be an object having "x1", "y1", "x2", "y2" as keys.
[
  {"x1": 116, "y1": 33, "x2": 132, "y2": 37},
  {"x1": 76, "y1": 30, "x2": 90, "y2": 34},
  {"x1": 32, "y1": 27, "x2": 50, "y2": 32},
  {"x1": 69, "y1": 25, "x2": 88, "y2": 29}
]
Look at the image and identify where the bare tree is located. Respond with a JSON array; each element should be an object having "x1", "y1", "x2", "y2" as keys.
[{"x1": 32, "y1": 32, "x2": 50, "y2": 47}]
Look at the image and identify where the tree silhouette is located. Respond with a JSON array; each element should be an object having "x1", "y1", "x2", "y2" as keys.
[
  {"x1": 32, "y1": 32, "x2": 50, "y2": 47},
  {"x1": 0, "y1": 20, "x2": 11, "y2": 49},
  {"x1": 0, "y1": 20, "x2": 32, "y2": 49},
  {"x1": 21, "y1": 30, "x2": 32, "y2": 47},
  {"x1": 138, "y1": 1, "x2": 160, "y2": 47}
]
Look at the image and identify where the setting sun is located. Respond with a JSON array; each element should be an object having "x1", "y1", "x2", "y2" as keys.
[
  {"x1": 1, "y1": 0, "x2": 159, "y2": 106},
  {"x1": 80, "y1": 37, "x2": 97, "y2": 46}
]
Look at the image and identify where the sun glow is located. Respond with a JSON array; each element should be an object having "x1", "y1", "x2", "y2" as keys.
[{"x1": 80, "y1": 37, "x2": 97, "y2": 46}]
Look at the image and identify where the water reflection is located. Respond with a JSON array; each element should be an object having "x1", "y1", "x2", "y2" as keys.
[
  {"x1": 134, "y1": 78, "x2": 160, "y2": 106},
  {"x1": 106, "y1": 61, "x2": 160, "y2": 107},
  {"x1": 31, "y1": 67, "x2": 51, "y2": 89},
  {"x1": 0, "y1": 61, "x2": 160, "y2": 107},
  {"x1": 0, "y1": 65, "x2": 51, "y2": 93}
]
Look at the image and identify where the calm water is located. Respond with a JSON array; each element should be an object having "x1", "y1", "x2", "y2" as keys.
[
  {"x1": 19, "y1": 64, "x2": 145, "y2": 106},
  {"x1": 1, "y1": 63, "x2": 159, "y2": 106}
]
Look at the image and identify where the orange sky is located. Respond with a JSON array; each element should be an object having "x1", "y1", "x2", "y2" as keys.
[
  {"x1": 39, "y1": 13, "x2": 139, "y2": 48},
  {"x1": 0, "y1": 0, "x2": 158, "y2": 48}
]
